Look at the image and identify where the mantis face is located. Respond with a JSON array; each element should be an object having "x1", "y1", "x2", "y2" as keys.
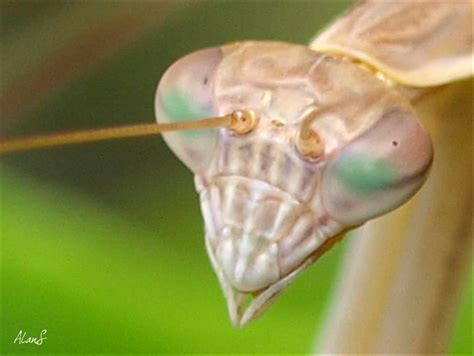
[{"x1": 155, "y1": 41, "x2": 433, "y2": 326}]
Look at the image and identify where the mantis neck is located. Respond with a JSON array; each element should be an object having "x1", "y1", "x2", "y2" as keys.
[{"x1": 316, "y1": 79, "x2": 472, "y2": 354}]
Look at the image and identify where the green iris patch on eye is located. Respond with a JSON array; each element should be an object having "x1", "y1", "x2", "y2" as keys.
[
  {"x1": 162, "y1": 89, "x2": 213, "y2": 121},
  {"x1": 335, "y1": 154, "x2": 397, "y2": 195}
]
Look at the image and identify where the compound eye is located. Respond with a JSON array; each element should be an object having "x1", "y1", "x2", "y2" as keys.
[
  {"x1": 321, "y1": 109, "x2": 433, "y2": 226},
  {"x1": 155, "y1": 47, "x2": 223, "y2": 173}
]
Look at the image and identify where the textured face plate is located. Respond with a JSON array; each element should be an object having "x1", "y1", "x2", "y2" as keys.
[{"x1": 155, "y1": 41, "x2": 433, "y2": 326}]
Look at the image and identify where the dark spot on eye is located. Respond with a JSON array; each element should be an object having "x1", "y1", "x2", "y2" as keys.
[
  {"x1": 203, "y1": 76, "x2": 208, "y2": 85},
  {"x1": 392, "y1": 141, "x2": 398, "y2": 146}
]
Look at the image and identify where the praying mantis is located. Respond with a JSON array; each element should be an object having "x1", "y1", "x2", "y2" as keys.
[{"x1": 1, "y1": 1, "x2": 472, "y2": 354}]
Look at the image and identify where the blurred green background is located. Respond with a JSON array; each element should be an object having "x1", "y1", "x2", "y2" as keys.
[{"x1": 1, "y1": 1, "x2": 471, "y2": 354}]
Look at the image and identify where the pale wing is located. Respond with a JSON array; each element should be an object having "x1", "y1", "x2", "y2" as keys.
[{"x1": 310, "y1": 0, "x2": 473, "y2": 87}]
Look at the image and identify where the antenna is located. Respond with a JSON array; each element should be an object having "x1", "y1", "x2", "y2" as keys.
[{"x1": 0, "y1": 110, "x2": 259, "y2": 154}]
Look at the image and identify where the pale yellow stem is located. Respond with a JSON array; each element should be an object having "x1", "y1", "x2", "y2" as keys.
[{"x1": 0, "y1": 116, "x2": 232, "y2": 154}]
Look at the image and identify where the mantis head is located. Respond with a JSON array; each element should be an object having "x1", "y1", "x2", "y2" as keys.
[{"x1": 155, "y1": 41, "x2": 433, "y2": 326}]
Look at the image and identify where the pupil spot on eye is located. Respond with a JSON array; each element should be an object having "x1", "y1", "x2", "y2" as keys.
[
  {"x1": 392, "y1": 141, "x2": 398, "y2": 146},
  {"x1": 336, "y1": 155, "x2": 397, "y2": 195},
  {"x1": 162, "y1": 89, "x2": 211, "y2": 121},
  {"x1": 203, "y1": 77, "x2": 208, "y2": 85}
]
